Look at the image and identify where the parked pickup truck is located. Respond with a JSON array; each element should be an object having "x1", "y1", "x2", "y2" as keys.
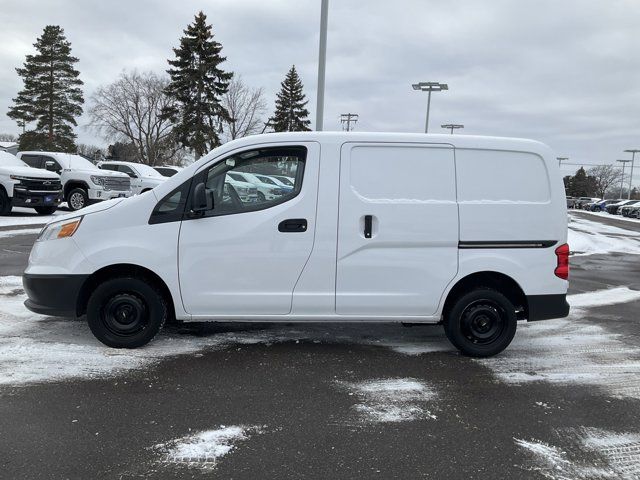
[
  {"x1": 97, "y1": 160, "x2": 167, "y2": 195},
  {"x1": 0, "y1": 151, "x2": 62, "y2": 215},
  {"x1": 17, "y1": 151, "x2": 133, "y2": 211}
]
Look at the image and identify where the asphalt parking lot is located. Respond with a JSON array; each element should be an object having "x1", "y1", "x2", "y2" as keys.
[{"x1": 0, "y1": 211, "x2": 639, "y2": 479}]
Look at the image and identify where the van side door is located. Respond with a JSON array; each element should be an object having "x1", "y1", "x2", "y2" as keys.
[{"x1": 336, "y1": 143, "x2": 459, "y2": 316}]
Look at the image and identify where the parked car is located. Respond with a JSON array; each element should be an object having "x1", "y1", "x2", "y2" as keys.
[
  {"x1": 17, "y1": 151, "x2": 133, "y2": 211},
  {"x1": 628, "y1": 204, "x2": 640, "y2": 219},
  {"x1": 23, "y1": 132, "x2": 569, "y2": 357},
  {"x1": 573, "y1": 197, "x2": 597, "y2": 209},
  {"x1": 224, "y1": 175, "x2": 258, "y2": 203},
  {"x1": 0, "y1": 151, "x2": 62, "y2": 215},
  {"x1": 154, "y1": 166, "x2": 183, "y2": 177},
  {"x1": 271, "y1": 175, "x2": 295, "y2": 187},
  {"x1": 606, "y1": 199, "x2": 638, "y2": 215},
  {"x1": 620, "y1": 201, "x2": 640, "y2": 217},
  {"x1": 226, "y1": 171, "x2": 288, "y2": 201},
  {"x1": 252, "y1": 173, "x2": 294, "y2": 190},
  {"x1": 566, "y1": 196, "x2": 576, "y2": 209},
  {"x1": 97, "y1": 161, "x2": 167, "y2": 195},
  {"x1": 589, "y1": 199, "x2": 623, "y2": 212}
]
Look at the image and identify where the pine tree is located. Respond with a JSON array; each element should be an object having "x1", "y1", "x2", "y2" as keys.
[
  {"x1": 269, "y1": 65, "x2": 311, "y2": 132},
  {"x1": 163, "y1": 11, "x2": 232, "y2": 158},
  {"x1": 7, "y1": 25, "x2": 83, "y2": 152}
]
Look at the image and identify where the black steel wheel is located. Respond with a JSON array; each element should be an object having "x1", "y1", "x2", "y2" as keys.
[
  {"x1": 444, "y1": 288, "x2": 517, "y2": 357},
  {"x1": 87, "y1": 277, "x2": 167, "y2": 348}
]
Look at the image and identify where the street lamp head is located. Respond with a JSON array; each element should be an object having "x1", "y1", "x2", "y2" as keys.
[
  {"x1": 412, "y1": 82, "x2": 448, "y2": 92},
  {"x1": 624, "y1": 149, "x2": 640, "y2": 154}
]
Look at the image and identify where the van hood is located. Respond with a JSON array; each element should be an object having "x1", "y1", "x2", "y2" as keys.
[
  {"x1": 48, "y1": 198, "x2": 125, "y2": 225},
  {"x1": 0, "y1": 165, "x2": 59, "y2": 179},
  {"x1": 68, "y1": 168, "x2": 129, "y2": 179}
]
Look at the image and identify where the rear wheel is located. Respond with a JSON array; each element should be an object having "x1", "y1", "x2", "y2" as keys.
[
  {"x1": 444, "y1": 288, "x2": 517, "y2": 357},
  {"x1": 67, "y1": 188, "x2": 88, "y2": 211},
  {"x1": 34, "y1": 206, "x2": 57, "y2": 215},
  {"x1": 0, "y1": 189, "x2": 11, "y2": 215},
  {"x1": 87, "y1": 277, "x2": 167, "y2": 348}
]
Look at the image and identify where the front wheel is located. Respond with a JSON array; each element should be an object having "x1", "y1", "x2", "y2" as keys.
[
  {"x1": 87, "y1": 277, "x2": 167, "y2": 348},
  {"x1": 67, "y1": 188, "x2": 88, "y2": 211},
  {"x1": 444, "y1": 288, "x2": 517, "y2": 357},
  {"x1": 34, "y1": 206, "x2": 57, "y2": 215}
]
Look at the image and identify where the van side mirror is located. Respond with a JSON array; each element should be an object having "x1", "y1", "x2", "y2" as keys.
[{"x1": 191, "y1": 182, "x2": 213, "y2": 214}]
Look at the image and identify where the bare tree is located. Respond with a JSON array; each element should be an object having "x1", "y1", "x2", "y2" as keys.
[
  {"x1": 587, "y1": 164, "x2": 623, "y2": 198},
  {"x1": 221, "y1": 75, "x2": 267, "y2": 143},
  {"x1": 88, "y1": 71, "x2": 181, "y2": 166},
  {"x1": 0, "y1": 133, "x2": 17, "y2": 142},
  {"x1": 76, "y1": 143, "x2": 105, "y2": 162}
]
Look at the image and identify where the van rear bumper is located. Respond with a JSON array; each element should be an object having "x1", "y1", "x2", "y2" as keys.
[
  {"x1": 527, "y1": 294, "x2": 570, "y2": 321},
  {"x1": 23, "y1": 273, "x2": 88, "y2": 317}
]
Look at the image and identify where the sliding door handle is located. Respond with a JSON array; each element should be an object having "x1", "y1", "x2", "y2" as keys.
[
  {"x1": 278, "y1": 218, "x2": 308, "y2": 232},
  {"x1": 364, "y1": 215, "x2": 372, "y2": 238}
]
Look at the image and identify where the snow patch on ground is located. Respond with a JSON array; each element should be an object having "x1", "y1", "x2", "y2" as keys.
[
  {"x1": 0, "y1": 209, "x2": 61, "y2": 227},
  {"x1": 337, "y1": 378, "x2": 437, "y2": 423},
  {"x1": 568, "y1": 214, "x2": 640, "y2": 256},
  {"x1": 479, "y1": 287, "x2": 640, "y2": 399},
  {"x1": 516, "y1": 427, "x2": 640, "y2": 479},
  {"x1": 154, "y1": 425, "x2": 261, "y2": 470},
  {"x1": 0, "y1": 227, "x2": 41, "y2": 238}
]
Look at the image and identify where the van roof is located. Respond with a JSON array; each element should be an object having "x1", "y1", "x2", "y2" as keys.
[{"x1": 214, "y1": 132, "x2": 552, "y2": 156}]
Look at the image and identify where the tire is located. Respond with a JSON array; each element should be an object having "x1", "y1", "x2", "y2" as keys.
[
  {"x1": 0, "y1": 189, "x2": 11, "y2": 215},
  {"x1": 86, "y1": 277, "x2": 167, "y2": 348},
  {"x1": 257, "y1": 191, "x2": 266, "y2": 202},
  {"x1": 444, "y1": 288, "x2": 517, "y2": 357},
  {"x1": 34, "y1": 206, "x2": 57, "y2": 215},
  {"x1": 67, "y1": 188, "x2": 88, "y2": 211}
]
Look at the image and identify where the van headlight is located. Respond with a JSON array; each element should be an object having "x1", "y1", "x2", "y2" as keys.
[{"x1": 37, "y1": 217, "x2": 83, "y2": 242}]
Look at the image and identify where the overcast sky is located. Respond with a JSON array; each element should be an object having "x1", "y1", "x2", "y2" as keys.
[{"x1": 1, "y1": 0, "x2": 639, "y2": 178}]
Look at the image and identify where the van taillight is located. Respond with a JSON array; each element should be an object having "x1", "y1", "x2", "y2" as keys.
[{"x1": 554, "y1": 243, "x2": 569, "y2": 280}]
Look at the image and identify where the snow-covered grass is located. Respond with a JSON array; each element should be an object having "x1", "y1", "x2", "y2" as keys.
[
  {"x1": 516, "y1": 427, "x2": 640, "y2": 479},
  {"x1": 568, "y1": 213, "x2": 640, "y2": 256},
  {"x1": 0, "y1": 227, "x2": 41, "y2": 238},
  {"x1": 0, "y1": 208, "x2": 62, "y2": 227},
  {"x1": 478, "y1": 286, "x2": 640, "y2": 399},
  {"x1": 337, "y1": 378, "x2": 437, "y2": 423},
  {"x1": 154, "y1": 426, "x2": 261, "y2": 470},
  {"x1": 577, "y1": 209, "x2": 640, "y2": 224}
]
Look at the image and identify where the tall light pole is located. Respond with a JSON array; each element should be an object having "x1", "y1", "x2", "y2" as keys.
[
  {"x1": 557, "y1": 157, "x2": 568, "y2": 168},
  {"x1": 441, "y1": 124, "x2": 464, "y2": 134},
  {"x1": 617, "y1": 159, "x2": 632, "y2": 198},
  {"x1": 315, "y1": 0, "x2": 329, "y2": 132},
  {"x1": 624, "y1": 149, "x2": 639, "y2": 199},
  {"x1": 412, "y1": 82, "x2": 448, "y2": 133}
]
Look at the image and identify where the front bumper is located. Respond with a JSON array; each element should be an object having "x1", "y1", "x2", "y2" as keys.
[
  {"x1": 23, "y1": 273, "x2": 89, "y2": 317},
  {"x1": 12, "y1": 189, "x2": 63, "y2": 208},
  {"x1": 88, "y1": 188, "x2": 133, "y2": 201},
  {"x1": 527, "y1": 294, "x2": 570, "y2": 321}
]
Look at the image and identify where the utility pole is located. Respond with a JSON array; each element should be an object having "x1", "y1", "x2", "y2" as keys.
[
  {"x1": 624, "y1": 149, "x2": 639, "y2": 200},
  {"x1": 412, "y1": 82, "x2": 448, "y2": 133},
  {"x1": 617, "y1": 159, "x2": 632, "y2": 198},
  {"x1": 557, "y1": 157, "x2": 568, "y2": 168},
  {"x1": 340, "y1": 113, "x2": 359, "y2": 131},
  {"x1": 315, "y1": 0, "x2": 329, "y2": 132},
  {"x1": 441, "y1": 124, "x2": 464, "y2": 134}
]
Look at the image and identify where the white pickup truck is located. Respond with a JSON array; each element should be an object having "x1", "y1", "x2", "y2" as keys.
[
  {"x1": 17, "y1": 151, "x2": 133, "y2": 211},
  {"x1": 0, "y1": 151, "x2": 63, "y2": 215}
]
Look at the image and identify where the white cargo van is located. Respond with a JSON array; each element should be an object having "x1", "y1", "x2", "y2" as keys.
[{"x1": 23, "y1": 133, "x2": 569, "y2": 356}]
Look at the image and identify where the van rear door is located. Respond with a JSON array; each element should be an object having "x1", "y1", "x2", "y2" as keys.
[{"x1": 336, "y1": 143, "x2": 458, "y2": 316}]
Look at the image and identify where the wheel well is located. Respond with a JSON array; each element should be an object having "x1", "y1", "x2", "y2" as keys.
[
  {"x1": 64, "y1": 181, "x2": 89, "y2": 198},
  {"x1": 76, "y1": 264, "x2": 176, "y2": 320},
  {"x1": 442, "y1": 272, "x2": 527, "y2": 321}
]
